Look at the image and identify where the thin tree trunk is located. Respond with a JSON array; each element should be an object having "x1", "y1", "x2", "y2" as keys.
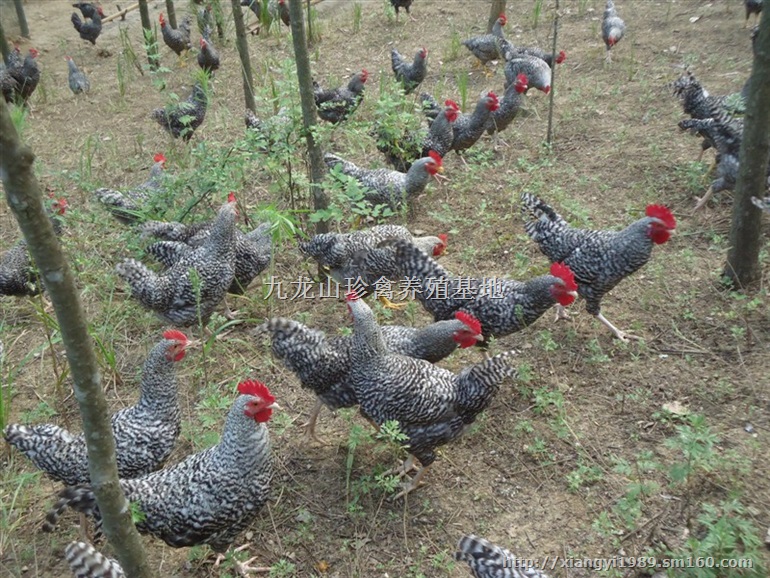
[
  {"x1": 0, "y1": 19, "x2": 10, "y2": 65},
  {"x1": 0, "y1": 101, "x2": 156, "y2": 578},
  {"x1": 165, "y1": 0, "x2": 177, "y2": 29},
  {"x1": 546, "y1": 0, "x2": 559, "y2": 146},
  {"x1": 12, "y1": 0, "x2": 29, "y2": 38},
  {"x1": 723, "y1": 13, "x2": 770, "y2": 288},
  {"x1": 288, "y1": 0, "x2": 328, "y2": 235},
  {"x1": 230, "y1": 0, "x2": 256, "y2": 113},
  {"x1": 487, "y1": 0, "x2": 506, "y2": 33},
  {"x1": 138, "y1": 0, "x2": 160, "y2": 71}
]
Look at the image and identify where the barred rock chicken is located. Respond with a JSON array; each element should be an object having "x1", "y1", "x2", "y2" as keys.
[
  {"x1": 197, "y1": 3, "x2": 215, "y2": 37},
  {"x1": 504, "y1": 52, "x2": 553, "y2": 94},
  {"x1": 259, "y1": 311, "x2": 481, "y2": 440},
  {"x1": 602, "y1": 0, "x2": 626, "y2": 63},
  {"x1": 115, "y1": 196, "x2": 237, "y2": 327},
  {"x1": 456, "y1": 535, "x2": 549, "y2": 578},
  {"x1": 65, "y1": 56, "x2": 90, "y2": 95},
  {"x1": 44, "y1": 380, "x2": 277, "y2": 576},
  {"x1": 324, "y1": 150, "x2": 443, "y2": 210},
  {"x1": 277, "y1": 0, "x2": 290, "y2": 27},
  {"x1": 197, "y1": 37, "x2": 220, "y2": 74},
  {"x1": 346, "y1": 291, "x2": 514, "y2": 498},
  {"x1": 1, "y1": 196, "x2": 67, "y2": 298},
  {"x1": 752, "y1": 196, "x2": 770, "y2": 212},
  {"x1": 521, "y1": 192, "x2": 675, "y2": 341},
  {"x1": 463, "y1": 14, "x2": 507, "y2": 69},
  {"x1": 160, "y1": 13, "x2": 192, "y2": 58},
  {"x1": 486, "y1": 73, "x2": 528, "y2": 136},
  {"x1": 499, "y1": 39, "x2": 567, "y2": 69},
  {"x1": 65, "y1": 541, "x2": 124, "y2": 578},
  {"x1": 94, "y1": 153, "x2": 166, "y2": 225},
  {"x1": 745, "y1": 0, "x2": 763, "y2": 27},
  {"x1": 2, "y1": 48, "x2": 40, "y2": 105},
  {"x1": 300, "y1": 224, "x2": 446, "y2": 307},
  {"x1": 245, "y1": 106, "x2": 294, "y2": 151},
  {"x1": 391, "y1": 47, "x2": 427, "y2": 94},
  {"x1": 71, "y1": 7, "x2": 104, "y2": 45},
  {"x1": 391, "y1": 0, "x2": 415, "y2": 21},
  {"x1": 387, "y1": 240, "x2": 577, "y2": 340},
  {"x1": 448, "y1": 92, "x2": 499, "y2": 156},
  {"x1": 4, "y1": 331, "x2": 189, "y2": 486},
  {"x1": 422, "y1": 100, "x2": 460, "y2": 157},
  {"x1": 152, "y1": 81, "x2": 208, "y2": 140},
  {"x1": 313, "y1": 70, "x2": 368, "y2": 124}
]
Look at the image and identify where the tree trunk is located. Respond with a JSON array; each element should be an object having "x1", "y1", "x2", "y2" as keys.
[
  {"x1": 12, "y1": 0, "x2": 29, "y2": 38},
  {"x1": 0, "y1": 101, "x2": 156, "y2": 578},
  {"x1": 165, "y1": 0, "x2": 178, "y2": 29},
  {"x1": 138, "y1": 0, "x2": 160, "y2": 71},
  {"x1": 0, "y1": 19, "x2": 10, "y2": 65},
  {"x1": 230, "y1": 0, "x2": 256, "y2": 113},
  {"x1": 723, "y1": 13, "x2": 770, "y2": 288},
  {"x1": 487, "y1": 0, "x2": 506, "y2": 34},
  {"x1": 546, "y1": 0, "x2": 559, "y2": 146},
  {"x1": 288, "y1": 0, "x2": 329, "y2": 235}
]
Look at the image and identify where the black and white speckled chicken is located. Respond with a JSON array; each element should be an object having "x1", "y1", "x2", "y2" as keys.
[
  {"x1": 499, "y1": 39, "x2": 567, "y2": 70},
  {"x1": 313, "y1": 70, "x2": 368, "y2": 124},
  {"x1": 486, "y1": 73, "x2": 528, "y2": 136},
  {"x1": 65, "y1": 541, "x2": 124, "y2": 578},
  {"x1": 151, "y1": 82, "x2": 207, "y2": 141},
  {"x1": 71, "y1": 7, "x2": 104, "y2": 45},
  {"x1": 197, "y1": 36, "x2": 220, "y2": 74},
  {"x1": 65, "y1": 55, "x2": 90, "y2": 95},
  {"x1": 449, "y1": 92, "x2": 499, "y2": 155},
  {"x1": 391, "y1": 47, "x2": 427, "y2": 94},
  {"x1": 258, "y1": 311, "x2": 481, "y2": 440},
  {"x1": 324, "y1": 150, "x2": 443, "y2": 210},
  {"x1": 752, "y1": 196, "x2": 770, "y2": 212},
  {"x1": 160, "y1": 12, "x2": 192, "y2": 57},
  {"x1": 602, "y1": 0, "x2": 626, "y2": 63},
  {"x1": 463, "y1": 14, "x2": 507, "y2": 68},
  {"x1": 2, "y1": 48, "x2": 40, "y2": 105},
  {"x1": 44, "y1": 380, "x2": 277, "y2": 575},
  {"x1": 455, "y1": 535, "x2": 549, "y2": 578},
  {"x1": 115, "y1": 196, "x2": 237, "y2": 327},
  {"x1": 346, "y1": 291, "x2": 514, "y2": 499},
  {"x1": 1, "y1": 196, "x2": 67, "y2": 298},
  {"x1": 4, "y1": 331, "x2": 189, "y2": 486},
  {"x1": 503, "y1": 51, "x2": 553, "y2": 94},
  {"x1": 386, "y1": 239, "x2": 578, "y2": 341},
  {"x1": 521, "y1": 192, "x2": 675, "y2": 341},
  {"x1": 93, "y1": 153, "x2": 167, "y2": 225}
]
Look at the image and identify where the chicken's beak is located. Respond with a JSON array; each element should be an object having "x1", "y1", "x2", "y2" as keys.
[
  {"x1": 473, "y1": 333, "x2": 484, "y2": 341},
  {"x1": 267, "y1": 402, "x2": 282, "y2": 411},
  {"x1": 568, "y1": 291, "x2": 578, "y2": 299},
  {"x1": 186, "y1": 339, "x2": 202, "y2": 349}
]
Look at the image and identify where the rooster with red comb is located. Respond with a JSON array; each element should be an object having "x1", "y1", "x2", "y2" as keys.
[
  {"x1": 521, "y1": 192, "x2": 676, "y2": 341},
  {"x1": 463, "y1": 13, "x2": 507, "y2": 74},
  {"x1": 44, "y1": 379, "x2": 277, "y2": 576}
]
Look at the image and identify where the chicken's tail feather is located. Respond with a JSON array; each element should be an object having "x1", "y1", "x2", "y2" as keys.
[
  {"x1": 65, "y1": 541, "x2": 125, "y2": 578},
  {"x1": 520, "y1": 192, "x2": 569, "y2": 242},
  {"x1": 43, "y1": 486, "x2": 98, "y2": 532}
]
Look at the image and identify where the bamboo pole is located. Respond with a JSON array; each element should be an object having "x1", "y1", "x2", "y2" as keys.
[{"x1": 102, "y1": 3, "x2": 140, "y2": 24}]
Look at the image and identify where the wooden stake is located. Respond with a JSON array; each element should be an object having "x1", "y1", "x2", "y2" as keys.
[{"x1": 102, "y1": 2, "x2": 140, "y2": 24}]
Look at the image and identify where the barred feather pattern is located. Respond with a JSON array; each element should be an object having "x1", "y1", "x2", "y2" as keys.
[
  {"x1": 456, "y1": 535, "x2": 549, "y2": 578},
  {"x1": 152, "y1": 82, "x2": 207, "y2": 141},
  {"x1": 44, "y1": 395, "x2": 273, "y2": 553},
  {"x1": 65, "y1": 542, "x2": 124, "y2": 578},
  {"x1": 66, "y1": 57, "x2": 90, "y2": 94},
  {"x1": 486, "y1": 81, "x2": 526, "y2": 135},
  {"x1": 602, "y1": 0, "x2": 625, "y2": 51},
  {"x1": 391, "y1": 48, "x2": 427, "y2": 94},
  {"x1": 463, "y1": 17, "x2": 506, "y2": 64},
  {"x1": 115, "y1": 201, "x2": 236, "y2": 326},
  {"x1": 752, "y1": 196, "x2": 770, "y2": 212},
  {"x1": 504, "y1": 56, "x2": 550, "y2": 93},
  {"x1": 161, "y1": 15, "x2": 192, "y2": 55},
  {"x1": 93, "y1": 158, "x2": 166, "y2": 225},
  {"x1": 422, "y1": 105, "x2": 458, "y2": 157},
  {"x1": 452, "y1": 94, "x2": 498, "y2": 152},
  {"x1": 387, "y1": 240, "x2": 566, "y2": 338},
  {"x1": 347, "y1": 297, "x2": 514, "y2": 468},
  {"x1": 313, "y1": 72, "x2": 366, "y2": 124},
  {"x1": 498, "y1": 40, "x2": 560, "y2": 68},
  {"x1": 4, "y1": 336, "x2": 184, "y2": 485},
  {"x1": 324, "y1": 153, "x2": 437, "y2": 209},
  {"x1": 678, "y1": 117, "x2": 743, "y2": 158},
  {"x1": 1, "y1": 212, "x2": 65, "y2": 297},
  {"x1": 521, "y1": 192, "x2": 659, "y2": 316},
  {"x1": 71, "y1": 12, "x2": 102, "y2": 45}
]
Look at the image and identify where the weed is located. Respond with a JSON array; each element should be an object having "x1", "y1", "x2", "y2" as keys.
[
  {"x1": 532, "y1": 0, "x2": 544, "y2": 29},
  {"x1": 445, "y1": 30, "x2": 462, "y2": 62},
  {"x1": 352, "y1": 3, "x2": 362, "y2": 33}
]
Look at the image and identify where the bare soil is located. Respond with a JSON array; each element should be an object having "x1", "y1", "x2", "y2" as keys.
[{"x1": 1, "y1": 1, "x2": 769, "y2": 577}]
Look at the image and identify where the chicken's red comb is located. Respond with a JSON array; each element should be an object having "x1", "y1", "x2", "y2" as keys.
[
  {"x1": 200, "y1": 38, "x2": 207, "y2": 48},
  {"x1": 153, "y1": 153, "x2": 166, "y2": 164},
  {"x1": 550, "y1": 262, "x2": 578, "y2": 291},
  {"x1": 52, "y1": 197, "x2": 69, "y2": 214},
  {"x1": 227, "y1": 192, "x2": 237, "y2": 203},
  {"x1": 29, "y1": 48, "x2": 39, "y2": 58},
  {"x1": 444, "y1": 100, "x2": 460, "y2": 111},
  {"x1": 499, "y1": 13, "x2": 507, "y2": 25},
  {"x1": 455, "y1": 311, "x2": 482, "y2": 336},
  {"x1": 159, "y1": 12, "x2": 166, "y2": 23},
  {"x1": 360, "y1": 69, "x2": 369, "y2": 82},
  {"x1": 163, "y1": 329, "x2": 188, "y2": 343},
  {"x1": 487, "y1": 92, "x2": 499, "y2": 107},
  {"x1": 646, "y1": 204, "x2": 676, "y2": 230},
  {"x1": 64, "y1": 55, "x2": 72, "y2": 61},
  {"x1": 97, "y1": 7, "x2": 105, "y2": 17},
  {"x1": 420, "y1": 46, "x2": 428, "y2": 57},
  {"x1": 438, "y1": 233, "x2": 448, "y2": 245},
  {"x1": 345, "y1": 289, "x2": 360, "y2": 302},
  {"x1": 237, "y1": 379, "x2": 275, "y2": 404},
  {"x1": 555, "y1": 50, "x2": 567, "y2": 64},
  {"x1": 428, "y1": 150, "x2": 443, "y2": 166}
]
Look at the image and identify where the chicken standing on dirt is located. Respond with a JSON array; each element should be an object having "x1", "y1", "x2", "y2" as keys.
[
  {"x1": 94, "y1": 153, "x2": 167, "y2": 225},
  {"x1": 455, "y1": 535, "x2": 550, "y2": 578},
  {"x1": 71, "y1": 7, "x2": 104, "y2": 45},
  {"x1": 65, "y1": 56, "x2": 90, "y2": 95},
  {"x1": 197, "y1": 37, "x2": 220, "y2": 74},
  {"x1": 486, "y1": 73, "x2": 528, "y2": 136},
  {"x1": 499, "y1": 39, "x2": 567, "y2": 69},
  {"x1": 388, "y1": 240, "x2": 578, "y2": 340},
  {"x1": 391, "y1": 47, "x2": 427, "y2": 94},
  {"x1": 313, "y1": 70, "x2": 368, "y2": 124},
  {"x1": 424, "y1": 92, "x2": 499, "y2": 158},
  {"x1": 152, "y1": 81, "x2": 208, "y2": 140},
  {"x1": 2, "y1": 48, "x2": 40, "y2": 105},
  {"x1": 602, "y1": 0, "x2": 626, "y2": 63},
  {"x1": 521, "y1": 192, "x2": 676, "y2": 341},
  {"x1": 463, "y1": 14, "x2": 507, "y2": 69},
  {"x1": 324, "y1": 150, "x2": 444, "y2": 211},
  {"x1": 504, "y1": 52, "x2": 553, "y2": 94},
  {"x1": 4, "y1": 331, "x2": 190, "y2": 486},
  {"x1": 258, "y1": 310, "x2": 481, "y2": 441},
  {"x1": 45, "y1": 380, "x2": 278, "y2": 577},
  {"x1": 391, "y1": 0, "x2": 416, "y2": 21},
  {"x1": 160, "y1": 12, "x2": 192, "y2": 59},
  {"x1": 65, "y1": 541, "x2": 124, "y2": 578},
  {"x1": 115, "y1": 196, "x2": 237, "y2": 327},
  {"x1": 346, "y1": 291, "x2": 514, "y2": 499}
]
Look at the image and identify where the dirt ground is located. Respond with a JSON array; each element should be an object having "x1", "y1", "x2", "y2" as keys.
[{"x1": 1, "y1": 0, "x2": 769, "y2": 577}]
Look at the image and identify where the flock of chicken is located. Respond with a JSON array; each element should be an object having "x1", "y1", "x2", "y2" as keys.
[{"x1": 0, "y1": 0, "x2": 766, "y2": 577}]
